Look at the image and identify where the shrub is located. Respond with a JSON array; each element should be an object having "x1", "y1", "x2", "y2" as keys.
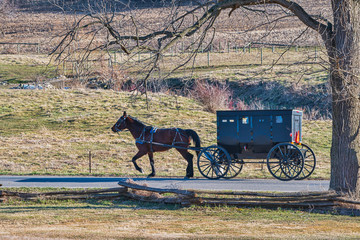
[
  {"x1": 88, "y1": 62, "x2": 128, "y2": 90},
  {"x1": 192, "y1": 80, "x2": 232, "y2": 113}
]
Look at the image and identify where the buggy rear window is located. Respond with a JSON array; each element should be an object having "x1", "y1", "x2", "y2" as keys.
[{"x1": 276, "y1": 116, "x2": 283, "y2": 123}]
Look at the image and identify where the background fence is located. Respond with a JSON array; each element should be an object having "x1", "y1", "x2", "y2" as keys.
[{"x1": 0, "y1": 42, "x2": 41, "y2": 54}]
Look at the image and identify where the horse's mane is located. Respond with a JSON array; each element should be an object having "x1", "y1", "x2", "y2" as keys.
[{"x1": 128, "y1": 115, "x2": 148, "y2": 128}]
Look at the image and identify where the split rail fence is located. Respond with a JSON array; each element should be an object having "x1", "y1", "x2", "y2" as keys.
[
  {"x1": 0, "y1": 42, "x2": 323, "y2": 66},
  {"x1": 1, "y1": 180, "x2": 360, "y2": 213}
]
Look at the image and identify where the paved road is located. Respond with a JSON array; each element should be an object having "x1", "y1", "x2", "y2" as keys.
[{"x1": 0, "y1": 176, "x2": 330, "y2": 192}]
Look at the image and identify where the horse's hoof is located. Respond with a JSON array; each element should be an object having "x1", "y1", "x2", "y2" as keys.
[
  {"x1": 184, "y1": 176, "x2": 192, "y2": 180},
  {"x1": 137, "y1": 168, "x2": 144, "y2": 174},
  {"x1": 147, "y1": 174, "x2": 155, "y2": 178}
]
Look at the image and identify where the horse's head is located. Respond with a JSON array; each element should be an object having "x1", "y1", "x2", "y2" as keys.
[{"x1": 111, "y1": 111, "x2": 129, "y2": 132}]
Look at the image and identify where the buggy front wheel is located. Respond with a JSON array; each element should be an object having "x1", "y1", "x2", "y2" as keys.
[
  {"x1": 197, "y1": 145, "x2": 230, "y2": 179},
  {"x1": 221, "y1": 158, "x2": 244, "y2": 179}
]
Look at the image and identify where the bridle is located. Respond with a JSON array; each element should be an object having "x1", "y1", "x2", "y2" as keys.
[{"x1": 113, "y1": 116, "x2": 127, "y2": 133}]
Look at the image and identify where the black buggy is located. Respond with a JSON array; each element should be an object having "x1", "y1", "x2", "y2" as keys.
[{"x1": 197, "y1": 109, "x2": 316, "y2": 181}]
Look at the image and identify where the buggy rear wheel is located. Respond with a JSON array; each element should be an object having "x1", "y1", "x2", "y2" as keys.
[
  {"x1": 267, "y1": 143, "x2": 304, "y2": 181},
  {"x1": 197, "y1": 145, "x2": 230, "y2": 179},
  {"x1": 295, "y1": 143, "x2": 316, "y2": 180},
  {"x1": 221, "y1": 158, "x2": 244, "y2": 179}
]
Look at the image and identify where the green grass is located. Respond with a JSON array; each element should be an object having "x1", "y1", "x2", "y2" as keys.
[
  {"x1": 0, "y1": 89, "x2": 216, "y2": 176},
  {"x1": 1, "y1": 189, "x2": 359, "y2": 239},
  {"x1": 0, "y1": 89, "x2": 331, "y2": 179},
  {"x1": 0, "y1": 63, "x2": 57, "y2": 84}
]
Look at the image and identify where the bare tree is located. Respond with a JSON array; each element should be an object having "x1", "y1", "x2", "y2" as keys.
[{"x1": 51, "y1": 0, "x2": 360, "y2": 196}]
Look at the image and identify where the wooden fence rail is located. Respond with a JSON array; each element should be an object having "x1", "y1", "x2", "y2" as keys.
[
  {"x1": 0, "y1": 42, "x2": 40, "y2": 53},
  {"x1": 0, "y1": 41, "x2": 322, "y2": 65},
  {"x1": 1, "y1": 180, "x2": 358, "y2": 213}
]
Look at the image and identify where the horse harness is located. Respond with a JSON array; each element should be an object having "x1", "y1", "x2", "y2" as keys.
[{"x1": 136, "y1": 127, "x2": 188, "y2": 152}]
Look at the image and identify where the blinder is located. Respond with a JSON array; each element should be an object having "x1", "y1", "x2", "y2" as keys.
[{"x1": 112, "y1": 116, "x2": 127, "y2": 132}]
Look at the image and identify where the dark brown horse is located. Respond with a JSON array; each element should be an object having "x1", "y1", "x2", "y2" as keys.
[{"x1": 111, "y1": 111, "x2": 201, "y2": 178}]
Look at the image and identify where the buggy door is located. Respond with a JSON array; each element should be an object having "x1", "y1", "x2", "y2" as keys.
[
  {"x1": 217, "y1": 115, "x2": 240, "y2": 154},
  {"x1": 252, "y1": 115, "x2": 272, "y2": 147},
  {"x1": 218, "y1": 116, "x2": 238, "y2": 145}
]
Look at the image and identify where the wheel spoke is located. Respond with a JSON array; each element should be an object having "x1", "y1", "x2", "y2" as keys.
[
  {"x1": 197, "y1": 145, "x2": 230, "y2": 179},
  {"x1": 277, "y1": 146, "x2": 285, "y2": 159},
  {"x1": 295, "y1": 144, "x2": 316, "y2": 180},
  {"x1": 268, "y1": 143, "x2": 304, "y2": 181}
]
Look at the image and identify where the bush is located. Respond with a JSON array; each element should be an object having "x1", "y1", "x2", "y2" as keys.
[
  {"x1": 88, "y1": 62, "x2": 128, "y2": 90},
  {"x1": 191, "y1": 80, "x2": 232, "y2": 113}
]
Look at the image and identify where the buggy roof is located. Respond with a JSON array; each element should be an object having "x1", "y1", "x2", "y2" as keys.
[{"x1": 217, "y1": 109, "x2": 303, "y2": 116}]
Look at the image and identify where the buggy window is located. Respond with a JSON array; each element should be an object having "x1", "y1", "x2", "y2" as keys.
[
  {"x1": 276, "y1": 116, "x2": 283, "y2": 124},
  {"x1": 242, "y1": 117, "x2": 249, "y2": 124},
  {"x1": 222, "y1": 119, "x2": 235, "y2": 123}
]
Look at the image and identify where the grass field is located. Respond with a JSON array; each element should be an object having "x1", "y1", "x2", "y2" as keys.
[
  {"x1": 0, "y1": 89, "x2": 331, "y2": 179},
  {"x1": 1, "y1": 1, "x2": 353, "y2": 239},
  {"x1": 1, "y1": 192, "x2": 359, "y2": 239}
]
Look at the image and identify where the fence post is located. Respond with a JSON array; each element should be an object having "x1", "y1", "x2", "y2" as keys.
[
  {"x1": 227, "y1": 42, "x2": 230, "y2": 53},
  {"x1": 89, "y1": 151, "x2": 92, "y2": 174},
  {"x1": 207, "y1": 50, "x2": 210, "y2": 66},
  {"x1": 63, "y1": 61, "x2": 66, "y2": 76},
  {"x1": 315, "y1": 47, "x2": 317, "y2": 61},
  {"x1": 260, "y1": 48, "x2": 263, "y2": 65},
  {"x1": 272, "y1": 46, "x2": 275, "y2": 53}
]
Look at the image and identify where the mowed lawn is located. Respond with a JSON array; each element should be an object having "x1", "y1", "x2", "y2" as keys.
[{"x1": 0, "y1": 196, "x2": 359, "y2": 239}]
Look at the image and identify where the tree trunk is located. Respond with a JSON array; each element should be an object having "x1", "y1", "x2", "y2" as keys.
[{"x1": 329, "y1": 0, "x2": 360, "y2": 195}]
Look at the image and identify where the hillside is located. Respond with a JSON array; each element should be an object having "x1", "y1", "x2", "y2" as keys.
[
  {"x1": 0, "y1": 89, "x2": 331, "y2": 179},
  {"x1": 0, "y1": 0, "x2": 333, "y2": 179}
]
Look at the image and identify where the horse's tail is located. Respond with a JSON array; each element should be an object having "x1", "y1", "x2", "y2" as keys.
[{"x1": 185, "y1": 129, "x2": 201, "y2": 157}]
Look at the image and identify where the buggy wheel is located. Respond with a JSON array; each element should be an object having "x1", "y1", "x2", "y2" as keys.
[
  {"x1": 222, "y1": 158, "x2": 244, "y2": 179},
  {"x1": 267, "y1": 143, "x2": 304, "y2": 181},
  {"x1": 197, "y1": 145, "x2": 230, "y2": 179},
  {"x1": 295, "y1": 143, "x2": 316, "y2": 180}
]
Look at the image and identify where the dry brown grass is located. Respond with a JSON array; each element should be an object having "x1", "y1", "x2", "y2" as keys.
[
  {"x1": 0, "y1": 89, "x2": 330, "y2": 179},
  {"x1": 0, "y1": 0, "x2": 332, "y2": 53},
  {"x1": 0, "y1": 199, "x2": 359, "y2": 239}
]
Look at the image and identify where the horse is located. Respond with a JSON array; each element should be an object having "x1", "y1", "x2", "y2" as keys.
[{"x1": 111, "y1": 111, "x2": 201, "y2": 178}]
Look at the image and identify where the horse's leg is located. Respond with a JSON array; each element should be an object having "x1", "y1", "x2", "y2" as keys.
[
  {"x1": 176, "y1": 149, "x2": 194, "y2": 179},
  {"x1": 147, "y1": 152, "x2": 156, "y2": 178},
  {"x1": 132, "y1": 151, "x2": 147, "y2": 173}
]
